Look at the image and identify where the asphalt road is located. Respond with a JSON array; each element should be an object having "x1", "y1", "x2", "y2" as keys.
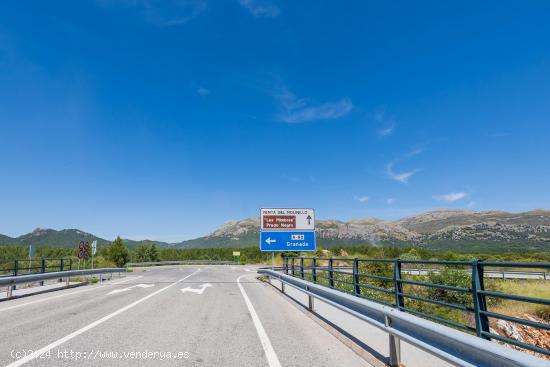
[{"x1": 0, "y1": 266, "x2": 370, "y2": 367}]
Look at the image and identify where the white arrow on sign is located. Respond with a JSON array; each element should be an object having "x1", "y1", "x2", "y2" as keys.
[
  {"x1": 108, "y1": 284, "x2": 155, "y2": 295},
  {"x1": 265, "y1": 237, "x2": 276, "y2": 245},
  {"x1": 181, "y1": 283, "x2": 212, "y2": 295}
]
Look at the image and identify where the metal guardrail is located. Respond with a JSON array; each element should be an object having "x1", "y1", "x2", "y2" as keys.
[
  {"x1": 125, "y1": 260, "x2": 238, "y2": 267},
  {"x1": 0, "y1": 268, "x2": 125, "y2": 298},
  {"x1": 403, "y1": 268, "x2": 549, "y2": 280},
  {"x1": 0, "y1": 258, "x2": 73, "y2": 277},
  {"x1": 287, "y1": 265, "x2": 549, "y2": 280},
  {"x1": 283, "y1": 257, "x2": 550, "y2": 357},
  {"x1": 260, "y1": 269, "x2": 547, "y2": 367}
]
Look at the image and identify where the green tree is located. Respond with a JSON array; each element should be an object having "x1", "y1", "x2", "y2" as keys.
[
  {"x1": 400, "y1": 248, "x2": 421, "y2": 261},
  {"x1": 146, "y1": 244, "x2": 160, "y2": 262},
  {"x1": 134, "y1": 244, "x2": 149, "y2": 262},
  {"x1": 108, "y1": 236, "x2": 129, "y2": 267}
]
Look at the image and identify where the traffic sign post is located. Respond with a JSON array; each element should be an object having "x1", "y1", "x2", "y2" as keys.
[
  {"x1": 232, "y1": 251, "x2": 240, "y2": 264},
  {"x1": 259, "y1": 208, "x2": 316, "y2": 252},
  {"x1": 91, "y1": 240, "x2": 97, "y2": 269}
]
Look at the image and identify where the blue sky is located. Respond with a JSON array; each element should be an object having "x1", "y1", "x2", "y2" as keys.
[{"x1": 1, "y1": 1, "x2": 550, "y2": 242}]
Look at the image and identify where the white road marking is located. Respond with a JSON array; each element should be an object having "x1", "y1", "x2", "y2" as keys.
[
  {"x1": 6, "y1": 268, "x2": 201, "y2": 367},
  {"x1": 108, "y1": 283, "x2": 155, "y2": 295},
  {"x1": 180, "y1": 283, "x2": 212, "y2": 294},
  {"x1": 0, "y1": 276, "x2": 143, "y2": 313},
  {"x1": 237, "y1": 274, "x2": 281, "y2": 367}
]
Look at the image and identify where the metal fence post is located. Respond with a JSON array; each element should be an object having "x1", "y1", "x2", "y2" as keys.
[
  {"x1": 329, "y1": 258, "x2": 334, "y2": 288},
  {"x1": 472, "y1": 260, "x2": 490, "y2": 339},
  {"x1": 385, "y1": 315, "x2": 401, "y2": 367},
  {"x1": 291, "y1": 258, "x2": 295, "y2": 276},
  {"x1": 300, "y1": 257, "x2": 305, "y2": 279},
  {"x1": 394, "y1": 259, "x2": 404, "y2": 309},
  {"x1": 312, "y1": 258, "x2": 317, "y2": 283},
  {"x1": 353, "y1": 258, "x2": 361, "y2": 296},
  {"x1": 69, "y1": 258, "x2": 72, "y2": 270},
  {"x1": 284, "y1": 257, "x2": 289, "y2": 274}
]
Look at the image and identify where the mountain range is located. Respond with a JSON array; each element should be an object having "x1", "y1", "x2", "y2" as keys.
[{"x1": 1, "y1": 209, "x2": 549, "y2": 251}]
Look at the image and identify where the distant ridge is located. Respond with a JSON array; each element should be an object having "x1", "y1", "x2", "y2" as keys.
[
  {"x1": 1, "y1": 209, "x2": 549, "y2": 251},
  {"x1": 0, "y1": 228, "x2": 170, "y2": 249},
  {"x1": 175, "y1": 209, "x2": 550, "y2": 251}
]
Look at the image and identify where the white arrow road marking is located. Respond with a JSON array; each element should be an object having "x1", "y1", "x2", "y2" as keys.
[
  {"x1": 180, "y1": 283, "x2": 212, "y2": 295},
  {"x1": 6, "y1": 268, "x2": 200, "y2": 367},
  {"x1": 265, "y1": 237, "x2": 276, "y2": 244},
  {"x1": 108, "y1": 284, "x2": 155, "y2": 295}
]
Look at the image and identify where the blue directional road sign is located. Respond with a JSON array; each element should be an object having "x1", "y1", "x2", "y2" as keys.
[{"x1": 260, "y1": 231, "x2": 316, "y2": 251}]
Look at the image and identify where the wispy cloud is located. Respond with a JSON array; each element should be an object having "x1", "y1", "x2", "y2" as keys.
[
  {"x1": 385, "y1": 162, "x2": 419, "y2": 183},
  {"x1": 275, "y1": 86, "x2": 353, "y2": 123},
  {"x1": 97, "y1": 0, "x2": 207, "y2": 27},
  {"x1": 434, "y1": 192, "x2": 468, "y2": 203},
  {"x1": 238, "y1": 0, "x2": 280, "y2": 18},
  {"x1": 355, "y1": 196, "x2": 369, "y2": 203},
  {"x1": 197, "y1": 87, "x2": 210, "y2": 96},
  {"x1": 374, "y1": 108, "x2": 396, "y2": 137},
  {"x1": 379, "y1": 125, "x2": 395, "y2": 136},
  {"x1": 386, "y1": 198, "x2": 395, "y2": 204},
  {"x1": 404, "y1": 146, "x2": 425, "y2": 158}
]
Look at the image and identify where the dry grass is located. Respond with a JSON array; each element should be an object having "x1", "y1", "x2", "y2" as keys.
[{"x1": 487, "y1": 279, "x2": 550, "y2": 321}]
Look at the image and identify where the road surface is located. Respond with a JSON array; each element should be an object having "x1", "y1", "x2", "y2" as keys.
[{"x1": 0, "y1": 266, "x2": 371, "y2": 367}]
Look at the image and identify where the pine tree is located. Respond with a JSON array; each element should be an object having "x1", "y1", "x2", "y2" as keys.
[
  {"x1": 108, "y1": 236, "x2": 129, "y2": 267},
  {"x1": 146, "y1": 244, "x2": 160, "y2": 262}
]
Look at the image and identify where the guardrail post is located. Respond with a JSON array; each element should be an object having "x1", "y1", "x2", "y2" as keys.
[
  {"x1": 300, "y1": 257, "x2": 305, "y2": 279},
  {"x1": 284, "y1": 257, "x2": 289, "y2": 274},
  {"x1": 353, "y1": 258, "x2": 360, "y2": 296},
  {"x1": 59, "y1": 259, "x2": 64, "y2": 282},
  {"x1": 329, "y1": 258, "x2": 334, "y2": 288},
  {"x1": 472, "y1": 260, "x2": 490, "y2": 339},
  {"x1": 306, "y1": 285, "x2": 314, "y2": 311},
  {"x1": 69, "y1": 258, "x2": 72, "y2": 270},
  {"x1": 12, "y1": 260, "x2": 18, "y2": 290},
  {"x1": 39, "y1": 257, "x2": 46, "y2": 286},
  {"x1": 385, "y1": 316, "x2": 401, "y2": 367},
  {"x1": 291, "y1": 258, "x2": 295, "y2": 276},
  {"x1": 312, "y1": 258, "x2": 317, "y2": 283},
  {"x1": 394, "y1": 259, "x2": 404, "y2": 309}
]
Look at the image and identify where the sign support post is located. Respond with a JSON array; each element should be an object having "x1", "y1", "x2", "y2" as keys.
[{"x1": 91, "y1": 240, "x2": 97, "y2": 270}]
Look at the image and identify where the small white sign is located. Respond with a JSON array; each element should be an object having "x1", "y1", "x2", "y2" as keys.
[
  {"x1": 260, "y1": 208, "x2": 315, "y2": 231},
  {"x1": 91, "y1": 240, "x2": 97, "y2": 256}
]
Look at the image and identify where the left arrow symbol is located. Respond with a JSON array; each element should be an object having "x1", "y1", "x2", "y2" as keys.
[
  {"x1": 265, "y1": 237, "x2": 276, "y2": 244},
  {"x1": 181, "y1": 283, "x2": 212, "y2": 295}
]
